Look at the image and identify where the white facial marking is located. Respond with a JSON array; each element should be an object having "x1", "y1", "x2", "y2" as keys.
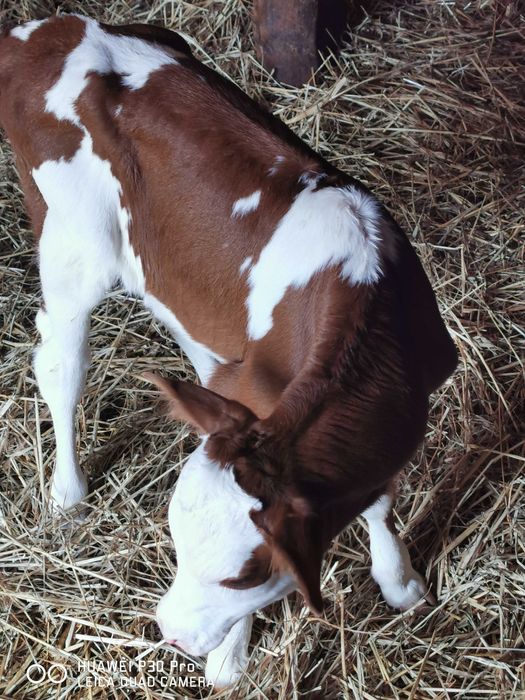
[
  {"x1": 144, "y1": 295, "x2": 225, "y2": 385},
  {"x1": 231, "y1": 190, "x2": 261, "y2": 219},
  {"x1": 156, "y1": 443, "x2": 295, "y2": 656},
  {"x1": 114, "y1": 104, "x2": 123, "y2": 117},
  {"x1": 45, "y1": 17, "x2": 177, "y2": 125},
  {"x1": 363, "y1": 493, "x2": 428, "y2": 610},
  {"x1": 11, "y1": 19, "x2": 46, "y2": 42},
  {"x1": 245, "y1": 183, "x2": 382, "y2": 340},
  {"x1": 239, "y1": 256, "x2": 252, "y2": 275},
  {"x1": 173, "y1": 444, "x2": 265, "y2": 581}
]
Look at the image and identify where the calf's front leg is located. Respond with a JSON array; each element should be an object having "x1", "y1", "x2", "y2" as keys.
[
  {"x1": 362, "y1": 491, "x2": 432, "y2": 610},
  {"x1": 205, "y1": 615, "x2": 253, "y2": 689}
]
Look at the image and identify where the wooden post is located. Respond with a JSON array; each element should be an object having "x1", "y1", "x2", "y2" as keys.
[{"x1": 253, "y1": 0, "x2": 319, "y2": 87}]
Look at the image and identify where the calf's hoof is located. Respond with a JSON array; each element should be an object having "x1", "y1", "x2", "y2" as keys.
[
  {"x1": 205, "y1": 645, "x2": 249, "y2": 689},
  {"x1": 377, "y1": 569, "x2": 434, "y2": 611},
  {"x1": 50, "y1": 472, "x2": 89, "y2": 512}
]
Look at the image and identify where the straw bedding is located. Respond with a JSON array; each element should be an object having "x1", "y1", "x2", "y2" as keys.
[{"x1": 0, "y1": 0, "x2": 523, "y2": 698}]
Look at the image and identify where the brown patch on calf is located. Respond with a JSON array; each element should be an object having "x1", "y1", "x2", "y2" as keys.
[
  {"x1": 0, "y1": 16, "x2": 86, "y2": 236},
  {"x1": 221, "y1": 543, "x2": 272, "y2": 590}
]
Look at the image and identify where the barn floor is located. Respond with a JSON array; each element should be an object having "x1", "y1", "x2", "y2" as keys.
[{"x1": 0, "y1": 1, "x2": 523, "y2": 698}]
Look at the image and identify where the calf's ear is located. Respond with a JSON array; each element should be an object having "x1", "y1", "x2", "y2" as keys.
[
  {"x1": 143, "y1": 373, "x2": 257, "y2": 436},
  {"x1": 251, "y1": 500, "x2": 324, "y2": 615}
]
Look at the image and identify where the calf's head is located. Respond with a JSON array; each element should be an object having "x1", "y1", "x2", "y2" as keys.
[{"x1": 148, "y1": 375, "x2": 330, "y2": 656}]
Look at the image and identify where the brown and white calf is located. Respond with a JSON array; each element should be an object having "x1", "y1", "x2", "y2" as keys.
[{"x1": 0, "y1": 16, "x2": 457, "y2": 687}]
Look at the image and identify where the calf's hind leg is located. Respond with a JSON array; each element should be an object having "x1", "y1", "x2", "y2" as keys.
[{"x1": 34, "y1": 214, "x2": 113, "y2": 511}]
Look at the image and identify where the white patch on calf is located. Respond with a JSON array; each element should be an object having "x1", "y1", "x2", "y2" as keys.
[
  {"x1": 172, "y1": 444, "x2": 265, "y2": 584},
  {"x1": 33, "y1": 133, "x2": 121, "y2": 299},
  {"x1": 11, "y1": 19, "x2": 46, "y2": 42},
  {"x1": 118, "y1": 207, "x2": 145, "y2": 296},
  {"x1": 45, "y1": 17, "x2": 177, "y2": 126},
  {"x1": 232, "y1": 190, "x2": 261, "y2": 219},
  {"x1": 245, "y1": 183, "x2": 383, "y2": 340},
  {"x1": 33, "y1": 132, "x2": 144, "y2": 299}
]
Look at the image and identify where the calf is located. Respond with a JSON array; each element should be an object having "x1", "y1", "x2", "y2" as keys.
[{"x1": 0, "y1": 16, "x2": 457, "y2": 687}]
